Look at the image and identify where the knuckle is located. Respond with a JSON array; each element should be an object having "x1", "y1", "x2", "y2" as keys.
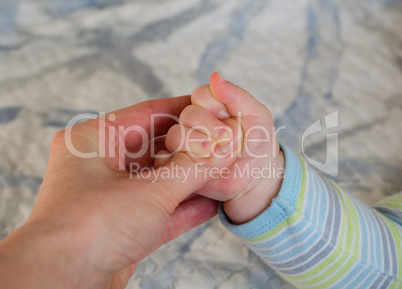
[
  {"x1": 166, "y1": 124, "x2": 184, "y2": 152},
  {"x1": 180, "y1": 105, "x2": 200, "y2": 124},
  {"x1": 179, "y1": 105, "x2": 194, "y2": 122},
  {"x1": 235, "y1": 85, "x2": 248, "y2": 98},
  {"x1": 49, "y1": 129, "x2": 69, "y2": 159},
  {"x1": 52, "y1": 129, "x2": 65, "y2": 142},
  {"x1": 254, "y1": 101, "x2": 272, "y2": 119},
  {"x1": 146, "y1": 179, "x2": 180, "y2": 216},
  {"x1": 167, "y1": 124, "x2": 182, "y2": 137},
  {"x1": 204, "y1": 114, "x2": 216, "y2": 130},
  {"x1": 191, "y1": 84, "x2": 209, "y2": 103},
  {"x1": 51, "y1": 130, "x2": 66, "y2": 149}
]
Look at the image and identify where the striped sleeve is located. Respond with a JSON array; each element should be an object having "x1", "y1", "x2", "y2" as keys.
[{"x1": 219, "y1": 144, "x2": 402, "y2": 289}]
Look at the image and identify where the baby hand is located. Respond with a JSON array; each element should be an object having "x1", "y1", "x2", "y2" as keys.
[{"x1": 160, "y1": 73, "x2": 285, "y2": 224}]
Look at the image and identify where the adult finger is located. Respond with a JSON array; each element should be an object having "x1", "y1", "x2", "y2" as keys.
[
  {"x1": 106, "y1": 95, "x2": 191, "y2": 144},
  {"x1": 102, "y1": 96, "x2": 191, "y2": 170}
]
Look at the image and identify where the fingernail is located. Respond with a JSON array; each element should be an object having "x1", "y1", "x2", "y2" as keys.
[{"x1": 217, "y1": 110, "x2": 230, "y2": 119}]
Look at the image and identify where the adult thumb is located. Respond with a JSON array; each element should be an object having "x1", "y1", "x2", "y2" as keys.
[{"x1": 135, "y1": 151, "x2": 212, "y2": 212}]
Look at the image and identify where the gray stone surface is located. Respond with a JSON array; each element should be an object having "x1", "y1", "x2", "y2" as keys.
[{"x1": 0, "y1": 0, "x2": 401, "y2": 288}]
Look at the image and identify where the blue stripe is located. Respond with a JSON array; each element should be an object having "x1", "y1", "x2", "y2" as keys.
[
  {"x1": 275, "y1": 181, "x2": 341, "y2": 274},
  {"x1": 219, "y1": 147, "x2": 401, "y2": 287},
  {"x1": 256, "y1": 222, "x2": 320, "y2": 262}
]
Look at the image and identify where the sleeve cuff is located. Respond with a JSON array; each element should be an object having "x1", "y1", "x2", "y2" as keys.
[{"x1": 219, "y1": 143, "x2": 303, "y2": 239}]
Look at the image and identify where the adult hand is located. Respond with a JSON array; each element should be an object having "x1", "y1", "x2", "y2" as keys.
[{"x1": 0, "y1": 96, "x2": 218, "y2": 289}]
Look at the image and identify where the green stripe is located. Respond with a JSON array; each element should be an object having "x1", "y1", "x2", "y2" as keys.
[
  {"x1": 382, "y1": 217, "x2": 402, "y2": 280},
  {"x1": 388, "y1": 279, "x2": 399, "y2": 289},
  {"x1": 315, "y1": 252, "x2": 357, "y2": 288},
  {"x1": 313, "y1": 254, "x2": 356, "y2": 287},
  {"x1": 377, "y1": 194, "x2": 402, "y2": 210},
  {"x1": 245, "y1": 156, "x2": 401, "y2": 287},
  {"x1": 377, "y1": 202, "x2": 402, "y2": 211},
  {"x1": 285, "y1": 182, "x2": 349, "y2": 283},
  {"x1": 296, "y1": 156, "x2": 308, "y2": 209},
  {"x1": 245, "y1": 155, "x2": 308, "y2": 243},
  {"x1": 245, "y1": 211, "x2": 302, "y2": 243},
  {"x1": 333, "y1": 183, "x2": 361, "y2": 262},
  {"x1": 314, "y1": 184, "x2": 362, "y2": 287}
]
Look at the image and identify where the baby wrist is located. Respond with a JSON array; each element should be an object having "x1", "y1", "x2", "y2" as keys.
[{"x1": 223, "y1": 150, "x2": 285, "y2": 224}]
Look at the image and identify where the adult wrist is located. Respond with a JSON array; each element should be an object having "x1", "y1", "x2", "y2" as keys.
[{"x1": 0, "y1": 221, "x2": 101, "y2": 289}]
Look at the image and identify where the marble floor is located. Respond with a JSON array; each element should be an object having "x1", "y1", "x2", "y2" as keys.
[{"x1": 0, "y1": 0, "x2": 401, "y2": 288}]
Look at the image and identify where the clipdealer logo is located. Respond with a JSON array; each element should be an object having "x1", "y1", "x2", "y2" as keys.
[{"x1": 63, "y1": 111, "x2": 339, "y2": 177}]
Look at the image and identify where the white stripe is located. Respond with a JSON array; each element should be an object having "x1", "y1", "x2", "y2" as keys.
[
  {"x1": 253, "y1": 219, "x2": 311, "y2": 254},
  {"x1": 312, "y1": 172, "x2": 323, "y2": 228},
  {"x1": 340, "y1": 265, "x2": 371, "y2": 289},
  {"x1": 375, "y1": 212, "x2": 394, "y2": 276},
  {"x1": 246, "y1": 164, "x2": 313, "y2": 247},
  {"x1": 355, "y1": 269, "x2": 376, "y2": 289},
  {"x1": 301, "y1": 165, "x2": 313, "y2": 213},
  {"x1": 357, "y1": 199, "x2": 373, "y2": 265},
  {"x1": 257, "y1": 222, "x2": 318, "y2": 258},
  {"x1": 267, "y1": 179, "x2": 338, "y2": 267},
  {"x1": 302, "y1": 211, "x2": 357, "y2": 286}
]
